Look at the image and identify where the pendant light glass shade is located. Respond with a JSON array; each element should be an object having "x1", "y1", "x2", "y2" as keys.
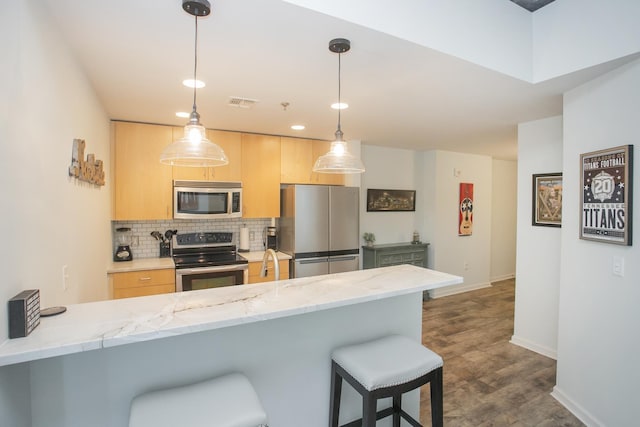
[
  {"x1": 160, "y1": 0, "x2": 228, "y2": 168},
  {"x1": 313, "y1": 38, "x2": 365, "y2": 174},
  {"x1": 160, "y1": 111, "x2": 228, "y2": 167},
  {"x1": 313, "y1": 129, "x2": 365, "y2": 174}
]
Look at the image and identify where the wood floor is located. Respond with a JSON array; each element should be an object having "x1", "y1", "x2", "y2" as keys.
[{"x1": 419, "y1": 279, "x2": 584, "y2": 426}]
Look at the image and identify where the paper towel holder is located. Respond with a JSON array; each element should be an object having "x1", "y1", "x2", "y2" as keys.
[{"x1": 239, "y1": 225, "x2": 250, "y2": 253}]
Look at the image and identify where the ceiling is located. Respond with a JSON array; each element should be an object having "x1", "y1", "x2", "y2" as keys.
[{"x1": 39, "y1": 0, "x2": 619, "y2": 160}]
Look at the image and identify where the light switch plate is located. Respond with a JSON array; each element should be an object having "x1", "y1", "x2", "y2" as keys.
[{"x1": 612, "y1": 256, "x2": 624, "y2": 277}]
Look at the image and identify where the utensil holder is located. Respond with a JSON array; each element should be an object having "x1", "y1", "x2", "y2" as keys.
[{"x1": 159, "y1": 242, "x2": 171, "y2": 258}]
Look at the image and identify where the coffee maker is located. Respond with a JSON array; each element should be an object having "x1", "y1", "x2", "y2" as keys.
[
  {"x1": 114, "y1": 227, "x2": 133, "y2": 262},
  {"x1": 264, "y1": 226, "x2": 277, "y2": 251}
]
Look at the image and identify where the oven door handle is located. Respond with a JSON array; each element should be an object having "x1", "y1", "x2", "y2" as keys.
[{"x1": 176, "y1": 264, "x2": 248, "y2": 276}]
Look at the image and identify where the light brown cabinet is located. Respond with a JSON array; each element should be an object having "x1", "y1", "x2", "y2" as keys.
[
  {"x1": 112, "y1": 121, "x2": 174, "y2": 220},
  {"x1": 241, "y1": 133, "x2": 281, "y2": 218},
  {"x1": 247, "y1": 259, "x2": 290, "y2": 284},
  {"x1": 280, "y1": 137, "x2": 345, "y2": 185},
  {"x1": 109, "y1": 268, "x2": 175, "y2": 299},
  {"x1": 171, "y1": 128, "x2": 242, "y2": 182},
  {"x1": 113, "y1": 122, "x2": 346, "y2": 221}
]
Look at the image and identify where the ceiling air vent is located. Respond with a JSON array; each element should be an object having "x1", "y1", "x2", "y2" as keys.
[{"x1": 228, "y1": 97, "x2": 259, "y2": 109}]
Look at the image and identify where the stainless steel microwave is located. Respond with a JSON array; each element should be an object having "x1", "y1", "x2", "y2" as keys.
[{"x1": 173, "y1": 181, "x2": 242, "y2": 219}]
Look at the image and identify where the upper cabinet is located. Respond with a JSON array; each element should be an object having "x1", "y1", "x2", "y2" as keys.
[
  {"x1": 280, "y1": 137, "x2": 345, "y2": 186},
  {"x1": 241, "y1": 133, "x2": 281, "y2": 218},
  {"x1": 112, "y1": 121, "x2": 174, "y2": 220},
  {"x1": 112, "y1": 122, "x2": 344, "y2": 221},
  {"x1": 171, "y1": 128, "x2": 242, "y2": 182}
]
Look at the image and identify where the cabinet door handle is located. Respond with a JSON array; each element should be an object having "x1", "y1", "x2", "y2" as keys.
[{"x1": 138, "y1": 277, "x2": 152, "y2": 281}]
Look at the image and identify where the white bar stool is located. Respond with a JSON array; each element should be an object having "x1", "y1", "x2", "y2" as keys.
[
  {"x1": 329, "y1": 335, "x2": 443, "y2": 427},
  {"x1": 129, "y1": 373, "x2": 268, "y2": 427}
]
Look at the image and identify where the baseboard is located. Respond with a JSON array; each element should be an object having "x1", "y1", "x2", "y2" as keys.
[
  {"x1": 551, "y1": 386, "x2": 604, "y2": 427},
  {"x1": 509, "y1": 335, "x2": 557, "y2": 359},
  {"x1": 428, "y1": 281, "x2": 491, "y2": 299},
  {"x1": 490, "y1": 273, "x2": 515, "y2": 283}
]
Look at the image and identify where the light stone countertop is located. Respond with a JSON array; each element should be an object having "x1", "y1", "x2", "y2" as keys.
[
  {"x1": 0, "y1": 264, "x2": 462, "y2": 367},
  {"x1": 107, "y1": 257, "x2": 175, "y2": 273},
  {"x1": 106, "y1": 251, "x2": 292, "y2": 273},
  {"x1": 239, "y1": 250, "x2": 292, "y2": 262}
]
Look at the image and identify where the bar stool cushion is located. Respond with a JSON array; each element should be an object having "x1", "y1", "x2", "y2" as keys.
[
  {"x1": 129, "y1": 373, "x2": 268, "y2": 427},
  {"x1": 332, "y1": 335, "x2": 443, "y2": 391}
]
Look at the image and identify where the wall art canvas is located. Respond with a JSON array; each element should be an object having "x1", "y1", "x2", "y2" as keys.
[
  {"x1": 459, "y1": 183, "x2": 473, "y2": 236},
  {"x1": 366, "y1": 189, "x2": 416, "y2": 212},
  {"x1": 580, "y1": 145, "x2": 634, "y2": 245},
  {"x1": 532, "y1": 173, "x2": 563, "y2": 227}
]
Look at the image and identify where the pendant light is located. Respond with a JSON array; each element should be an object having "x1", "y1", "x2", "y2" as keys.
[
  {"x1": 313, "y1": 38, "x2": 365, "y2": 174},
  {"x1": 160, "y1": 0, "x2": 228, "y2": 167}
]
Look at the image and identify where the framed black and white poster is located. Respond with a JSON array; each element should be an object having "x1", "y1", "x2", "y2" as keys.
[
  {"x1": 532, "y1": 173, "x2": 563, "y2": 227},
  {"x1": 580, "y1": 145, "x2": 634, "y2": 245}
]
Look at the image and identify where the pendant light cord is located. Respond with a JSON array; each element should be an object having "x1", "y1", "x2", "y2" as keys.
[
  {"x1": 337, "y1": 51, "x2": 342, "y2": 134},
  {"x1": 192, "y1": 15, "x2": 199, "y2": 114}
]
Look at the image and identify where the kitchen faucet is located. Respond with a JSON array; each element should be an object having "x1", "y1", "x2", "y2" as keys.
[{"x1": 260, "y1": 249, "x2": 280, "y2": 281}]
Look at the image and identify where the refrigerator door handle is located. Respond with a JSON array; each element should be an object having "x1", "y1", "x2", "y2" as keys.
[
  {"x1": 298, "y1": 258, "x2": 329, "y2": 264},
  {"x1": 329, "y1": 255, "x2": 358, "y2": 262}
]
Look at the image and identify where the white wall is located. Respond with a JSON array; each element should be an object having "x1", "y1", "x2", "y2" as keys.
[
  {"x1": 0, "y1": 0, "x2": 111, "y2": 345},
  {"x1": 360, "y1": 145, "x2": 419, "y2": 245},
  {"x1": 287, "y1": 0, "x2": 640, "y2": 84},
  {"x1": 552, "y1": 59, "x2": 640, "y2": 427},
  {"x1": 361, "y1": 147, "x2": 508, "y2": 297},
  {"x1": 490, "y1": 159, "x2": 517, "y2": 282},
  {"x1": 284, "y1": 0, "x2": 532, "y2": 81},
  {"x1": 421, "y1": 151, "x2": 494, "y2": 297},
  {"x1": 533, "y1": 0, "x2": 640, "y2": 82},
  {"x1": 512, "y1": 116, "x2": 563, "y2": 359}
]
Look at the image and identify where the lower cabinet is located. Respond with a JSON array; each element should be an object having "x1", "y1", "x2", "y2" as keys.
[
  {"x1": 248, "y1": 260, "x2": 290, "y2": 284},
  {"x1": 109, "y1": 269, "x2": 176, "y2": 299},
  {"x1": 362, "y1": 243, "x2": 430, "y2": 269}
]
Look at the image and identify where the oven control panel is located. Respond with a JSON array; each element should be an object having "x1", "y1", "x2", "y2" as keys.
[{"x1": 175, "y1": 232, "x2": 233, "y2": 246}]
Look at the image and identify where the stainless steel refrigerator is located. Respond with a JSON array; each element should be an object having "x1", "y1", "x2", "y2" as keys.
[{"x1": 280, "y1": 185, "x2": 360, "y2": 278}]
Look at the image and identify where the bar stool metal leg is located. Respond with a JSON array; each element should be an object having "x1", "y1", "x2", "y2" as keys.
[
  {"x1": 329, "y1": 361, "x2": 343, "y2": 427},
  {"x1": 430, "y1": 367, "x2": 444, "y2": 427},
  {"x1": 392, "y1": 393, "x2": 401, "y2": 427},
  {"x1": 362, "y1": 393, "x2": 377, "y2": 426}
]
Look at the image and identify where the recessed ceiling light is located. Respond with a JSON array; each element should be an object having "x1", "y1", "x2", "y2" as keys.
[
  {"x1": 176, "y1": 111, "x2": 190, "y2": 118},
  {"x1": 331, "y1": 102, "x2": 348, "y2": 110},
  {"x1": 291, "y1": 125, "x2": 305, "y2": 130},
  {"x1": 182, "y1": 79, "x2": 205, "y2": 88}
]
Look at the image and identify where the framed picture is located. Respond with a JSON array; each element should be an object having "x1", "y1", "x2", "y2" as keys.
[
  {"x1": 366, "y1": 189, "x2": 416, "y2": 212},
  {"x1": 458, "y1": 183, "x2": 473, "y2": 236},
  {"x1": 532, "y1": 173, "x2": 563, "y2": 227},
  {"x1": 580, "y1": 145, "x2": 633, "y2": 245}
]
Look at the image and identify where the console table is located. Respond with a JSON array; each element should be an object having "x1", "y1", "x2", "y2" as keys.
[{"x1": 362, "y1": 242, "x2": 430, "y2": 269}]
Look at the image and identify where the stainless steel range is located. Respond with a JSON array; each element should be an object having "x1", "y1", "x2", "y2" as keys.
[{"x1": 172, "y1": 232, "x2": 249, "y2": 292}]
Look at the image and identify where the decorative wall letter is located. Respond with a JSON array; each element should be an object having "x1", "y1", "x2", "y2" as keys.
[{"x1": 68, "y1": 138, "x2": 105, "y2": 186}]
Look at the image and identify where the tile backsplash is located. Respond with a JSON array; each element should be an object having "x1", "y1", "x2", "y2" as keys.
[{"x1": 112, "y1": 218, "x2": 274, "y2": 259}]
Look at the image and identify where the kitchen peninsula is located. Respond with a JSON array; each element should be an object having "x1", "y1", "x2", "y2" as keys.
[{"x1": 0, "y1": 265, "x2": 461, "y2": 427}]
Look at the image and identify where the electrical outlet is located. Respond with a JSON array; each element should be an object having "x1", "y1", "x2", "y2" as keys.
[
  {"x1": 250, "y1": 231, "x2": 255, "y2": 240},
  {"x1": 463, "y1": 261, "x2": 469, "y2": 271},
  {"x1": 62, "y1": 265, "x2": 69, "y2": 291}
]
